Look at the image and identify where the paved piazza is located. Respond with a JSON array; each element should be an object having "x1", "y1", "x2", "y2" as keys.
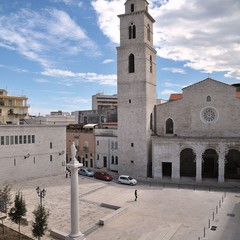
[{"x1": 3, "y1": 174, "x2": 240, "y2": 240}]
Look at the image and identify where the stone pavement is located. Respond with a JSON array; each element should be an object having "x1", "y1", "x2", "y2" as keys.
[{"x1": 2, "y1": 174, "x2": 240, "y2": 240}]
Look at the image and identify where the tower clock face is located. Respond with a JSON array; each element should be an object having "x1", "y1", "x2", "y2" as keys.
[{"x1": 200, "y1": 107, "x2": 219, "y2": 124}]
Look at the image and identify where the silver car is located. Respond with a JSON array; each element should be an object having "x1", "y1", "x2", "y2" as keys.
[{"x1": 118, "y1": 175, "x2": 137, "y2": 186}]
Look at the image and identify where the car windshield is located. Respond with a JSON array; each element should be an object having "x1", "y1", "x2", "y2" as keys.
[
  {"x1": 128, "y1": 176, "x2": 133, "y2": 180},
  {"x1": 87, "y1": 168, "x2": 93, "y2": 172}
]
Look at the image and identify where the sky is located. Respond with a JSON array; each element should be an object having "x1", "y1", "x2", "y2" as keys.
[{"x1": 0, "y1": 0, "x2": 240, "y2": 116}]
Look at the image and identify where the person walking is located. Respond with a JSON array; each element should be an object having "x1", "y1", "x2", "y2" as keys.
[{"x1": 135, "y1": 189, "x2": 137, "y2": 201}]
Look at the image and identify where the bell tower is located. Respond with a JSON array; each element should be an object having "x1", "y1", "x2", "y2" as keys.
[{"x1": 117, "y1": 0, "x2": 156, "y2": 177}]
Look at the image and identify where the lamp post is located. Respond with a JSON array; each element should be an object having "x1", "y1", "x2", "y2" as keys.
[{"x1": 36, "y1": 186, "x2": 46, "y2": 206}]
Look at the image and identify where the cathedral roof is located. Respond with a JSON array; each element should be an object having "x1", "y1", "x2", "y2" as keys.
[{"x1": 169, "y1": 93, "x2": 183, "y2": 101}]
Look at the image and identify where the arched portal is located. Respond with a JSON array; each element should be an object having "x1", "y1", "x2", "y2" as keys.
[
  {"x1": 202, "y1": 149, "x2": 218, "y2": 178},
  {"x1": 180, "y1": 148, "x2": 196, "y2": 177},
  {"x1": 225, "y1": 149, "x2": 240, "y2": 179}
]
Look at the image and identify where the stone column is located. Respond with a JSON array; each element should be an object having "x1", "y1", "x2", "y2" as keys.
[
  {"x1": 172, "y1": 144, "x2": 180, "y2": 180},
  {"x1": 193, "y1": 144, "x2": 205, "y2": 182},
  {"x1": 216, "y1": 143, "x2": 228, "y2": 183},
  {"x1": 66, "y1": 142, "x2": 85, "y2": 240}
]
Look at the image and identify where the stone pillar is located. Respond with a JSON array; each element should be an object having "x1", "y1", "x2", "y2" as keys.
[
  {"x1": 216, "y1": 143, "x2": 228, "y2": 183},
  {"x1": 194, "y1": 144, "x2": 205, "y2": 182},
  {"x1": 66, "y1": 142, "x2": 85, "y2": 240},
  {"x1": 172, "y1": 144, "x2": 180, "y2": 180}
]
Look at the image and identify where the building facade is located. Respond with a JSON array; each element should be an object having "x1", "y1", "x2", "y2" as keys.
[
  {"x1": 92, "y1": 93, "x2": 118, "y2": 112},
  {"x1": 152, "y1": 79, "x2": 240, "y2": 183},
  {"x1": 95, "y1": 127, "x2": 118, "y2": 171},
  {"x1": 0, "y1": 89, "x2": 29, "y2": 125},
  {"x1": 117, "y1": 0, "x2": 156, "y2": 177},
  {"x1": 0, "y1": 125, "x2": 66, "y2": 183}
]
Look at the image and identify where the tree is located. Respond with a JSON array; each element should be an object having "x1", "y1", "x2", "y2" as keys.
[
  {"x1": 8, "y1": 191, "x2": 27, "y2": 240},
  {"x1": 32, "y1": 204, "x2": 50, "y2": 240},
  {"x1": 0, "y1": 184, "x2": 12, "y2": 213}
]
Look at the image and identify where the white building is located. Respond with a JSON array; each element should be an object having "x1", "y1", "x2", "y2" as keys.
[
  {"x1": 26, "y1": 111, "x2": 76, "y2": 125},
  {"x1": 0, "y1": 125, "x2": 66, "y2": 183},
  {"x1": 95, "y1": 127, "x2": 118, "y2": 172}
]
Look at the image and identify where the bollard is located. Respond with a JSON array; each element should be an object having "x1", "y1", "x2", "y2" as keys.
[
  {"x1": 204, "y1": 227, "x2": 206, "y2": 237},
  {"x1": 213, "y1": 211, "x2": 215, "y2": 220},
  {"x1": 222, "y1": 195, "x2": 224, "y2": 202},
  {"x1": 208, "y1": 219, "x2": 210, "y2": 228},
  {"x1": 216, "y1": 205, "x2": 218, "y2": 214}
]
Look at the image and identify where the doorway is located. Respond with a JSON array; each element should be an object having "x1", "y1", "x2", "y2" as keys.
[{"x1": 162, "y1": 162, "x2": 172, "y2": 177}]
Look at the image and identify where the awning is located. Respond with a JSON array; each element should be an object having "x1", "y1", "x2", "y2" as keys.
[{"x1": 83, "y1": 124, "x2": 98, "y2": 129}]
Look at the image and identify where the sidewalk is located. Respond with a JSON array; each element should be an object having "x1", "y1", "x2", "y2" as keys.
[{"x1": 3, "y1": 174, "x2": 240, "y2": 240}]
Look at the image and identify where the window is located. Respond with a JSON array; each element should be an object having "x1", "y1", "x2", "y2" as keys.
[
  {"x1": 115, "y1": 142, "x2": 118, "y2": 149},
  {"x1": 129, "y1": 99, "x2": 131, "y2": 103},
  {"x1": 97, "y1": 140, "x2": 99, "y2": 146},
  {"x1": 1, "y1": 136, "x2": 4, "y2": 145},
  {"x1": 115, "y1": 156, "x2": 118, "y2": 165},
  {"x1": 147, "y1": 24, "x2": 151, "y2": 41},
  {"x1": 128, "y1": 54, "x2": 135, "y2": 73},
  {"x1": 97, "y1": 154, "x2": 99, "y2": 160},
  {"x1": 166, "y1": 118, "x2": 174, "y2": 134},
  {"x1": 131, "y1": 143, "x2": 134, "y2": 147},
  {"x1": 50, "y1": 142, "x2": 53, "y2": 149},
  {"x1": 32, "y1": 135, "x2": 35, "y2": 143},
  {"x1": 23, "y1": 135, "x2": 27, "y2": 144},
  {"x1": 206, "y1": 96, "x2": 211, "y2": 102},
  {"x1": 50, "y1": 155, "x2": 53, "y2": 162},
  {"x1": 128, "y1": 23, "x2": 136, "y2": 39},
  {"x1": 28, "y1": 135, "x2": 31, "y2": 143},
  {"x1": 10, "y1": 136, "x2": 14, "y2": 145},
  {"x1": 131, "y1": 4, "x2": 134, "y2": 12},
  {"x1": 15, "y1": 136, "x2": 18, "y2": 144},
  {"x1": 111, "y1": 141, "x2": 114, "y2": 149},
  {"x1": 150, "y1": 55, "x2": 152, "y2": 73},
  {"x1": 112, "y1": 155, "x2": 114, "y2": 164},
  {"x1": 6, "y1": 136, "x2": 9, "y2": 145},
  {"x1": 19, "y1": 135, "x2": 23, "y2": 144}
]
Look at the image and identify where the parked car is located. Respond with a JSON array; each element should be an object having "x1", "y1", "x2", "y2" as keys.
[
  {"x1": 118, "y1": 175, "x2": 137, "y2": 186},
  {"x1": 78, "y1": 168, "x2": 94, "y2": 177},
  {"x1": 93, "y1": 171, "x2": 113, "y2": 181}
]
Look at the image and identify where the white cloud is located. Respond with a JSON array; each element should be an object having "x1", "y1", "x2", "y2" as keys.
[
  {"x1": 41, "y1": 68, "x2": 117, "y2": 86},
  {"x1": 91, "y1": 0, "x2": 123, "y2": 44},
  {"x1": 101, "y1": 59, "x2": 114, "y2": 64},
  {"x1": 161, "y1": 67, "x2": 186, "y2": 74},
  {"x1": 0, "y1": 8, "x2": 100, "y2": 67},
  {"x1": 92, "y1": 0, "x2": 240, "y2": 80}
]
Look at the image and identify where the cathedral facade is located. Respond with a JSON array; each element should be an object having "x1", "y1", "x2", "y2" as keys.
[{"x1": 117, "y1": 0, "x2": 240, "y2": 182}]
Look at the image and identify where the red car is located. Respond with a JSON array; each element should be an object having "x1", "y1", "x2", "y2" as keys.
[{"x1": 93, "y1": 171, "x2": 113, "y2": 181}]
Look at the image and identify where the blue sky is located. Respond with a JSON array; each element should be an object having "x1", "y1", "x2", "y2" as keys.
[{"x1": 0, "y1": 0, "x2": 239, "y2": 116}]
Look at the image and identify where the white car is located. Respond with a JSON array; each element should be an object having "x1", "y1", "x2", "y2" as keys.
[{"x1": 118, "y1": 175, "x2": 137, "y2": 186}]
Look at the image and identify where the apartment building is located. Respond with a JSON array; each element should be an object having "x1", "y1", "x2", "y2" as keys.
[{"x1": 0, "y1": 89, "x2": 29, "y2": 125}]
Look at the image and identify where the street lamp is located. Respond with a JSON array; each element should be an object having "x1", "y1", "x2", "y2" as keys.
[{"x1": 36, "y1": 186, "x2": 46, "y2": 206}]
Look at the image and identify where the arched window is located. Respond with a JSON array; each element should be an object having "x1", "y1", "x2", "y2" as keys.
[
  {"x1": 129, "y1": 23, "x2": 136, "y2": 39},
  {"x1": 150, "y1": 55, "x2": 152, "y2": 73},
  {"x1": 206, "y1": 96, "x2": 211, "y2": 102},
  {"x1": 147, "y1": 24, "x2": 151, "y2": 41},
  {"x1": 166, "y1": 118, "x2": 174, "y2": 134},
  {"x1": 128, "y1": 54, "x2": 135, "y2": 73},
  {"x1": 131, "y1": 4, "x2": 134, "y2": 12}
]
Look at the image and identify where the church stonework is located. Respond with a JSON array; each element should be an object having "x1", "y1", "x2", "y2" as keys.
[
  {"x1": 152, "y1": 79, "x2": 240, "y2": 182},
  {"x1": 117, "y1": 0, "x2": 156, "y2": 178},
  {"x1": 117, "y1": 1, "x2": 240, "y2": 182}
]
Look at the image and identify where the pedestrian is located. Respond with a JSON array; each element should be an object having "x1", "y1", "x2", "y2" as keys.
[
  {"x1": 135, "y1": 189, "x2": 137, "y2": 201},
  {"x1": 65, "y1": 170, "x2": 68, "y2": 178}
]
